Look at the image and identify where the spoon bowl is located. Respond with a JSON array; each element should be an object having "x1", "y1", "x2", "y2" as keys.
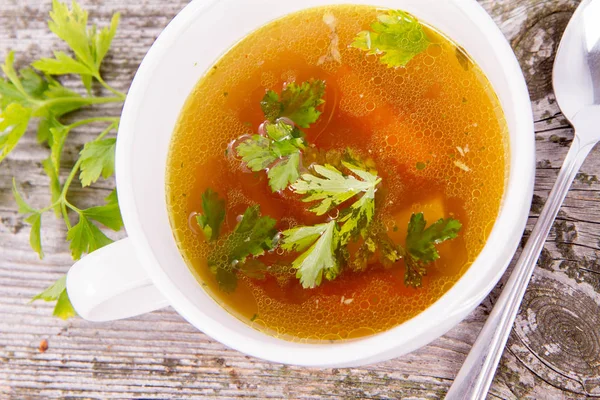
[{"x1": 554, "y1": 0, "x2": 600, "y2": 124}]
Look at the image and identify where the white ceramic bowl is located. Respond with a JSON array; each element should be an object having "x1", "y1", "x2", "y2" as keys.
[{"x1": 67, "y1": 0, "x2": 534, "y2": 367}]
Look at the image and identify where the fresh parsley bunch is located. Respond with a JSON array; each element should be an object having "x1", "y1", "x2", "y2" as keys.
[{"x1": 1, "y1": 0, "x2": 125, "y2": 318}]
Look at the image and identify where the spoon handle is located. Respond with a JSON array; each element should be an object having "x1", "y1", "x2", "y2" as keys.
[{"x1": 446, "y1": 135, "x2": 595, "y2": 400}]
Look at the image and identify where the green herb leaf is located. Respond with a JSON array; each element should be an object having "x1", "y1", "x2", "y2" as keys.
[
  {"x1": 283, "y1": 220, "x2": 339, "y2": 289},
  {"x1": 235, "y1": 120, "x2": 306, "y2": 192},
  {"x1": 67, "y1": 213, "x2": 113, "y2": 260},
  {"x1": 33, "y1": 275, "x2": 67, "y2": 302},
  {"x1": 229, "y1": 205, "x2": 278, "y2": 260},
  {"x1": 0, "y1": 103, "x2": 32, "y2": 163},
  {"x1": 265, "y1": 120, "x2": 304, "y2": 142},
  {"x1": 25, "y1": 213, "x2": 44, "y2": 259},
  {"x1": 47, "y1": 0, "x2": 120, "y2": 83},
  {"x1": 1, "y1": 51, "x2": 28, "y2": 98},
  {"x1": 12, "y1": 178, "x2": 37, "y2": 215},
  {"x1": 79, "y1": 138, "x2": 116, "y2": 187},
  {"x1": 12, "y1": 179, "x2": 45, "y2": 258},
  {"x1": 261, "y1": 80, "x2": 326, "y2": 128},
  {"x1": 215, "y1": 268, "x2": 238, "y2": 293},
  {"x1": 351, "y1": 221, "x2": 403, "y2": 271},
  {"x1": 82, "y1": 190, "x2": 123, "y2": 231},
  {"x1": 54, "y1": 289, "x2": 77, "y2": 319},
  {"x1": 404, "y1": 212, "x2": 462, "y2": 287},
  {"x1": 3, "y1": 1, "x2": 125, "y2": 320},
  {"x1": 236, "y1": 135, "x2": 277, "y2": 171},
  {"x1": 267, "y1": 152, "x2": 301, "y2": 192},
  {"x1": 292, "y1": 161, "x2": 381, "y2": 215},
  {"x1": 32, "y1": 275, "x2": 77, "y2": 320},
  {"x1": 32, "y1": 51, "x2": 93, "y2": 76},
  {"x1": 48, "y1": 123, "x2": 68, "y2": 174},
  {"x1": 196, "y1": 188, "x2": 226, "y2": 241},
  {"x1": 42, "y1": 158, "x2": 62, "y2": 216},
  {"x1": 338, "y1": 187, "x2": 376, "y2": 245},
  {"x1": 351, "y1": 9, "x2": 430, "y2": 68},
  {"x1": 406, "y1": 213, "x2": 462, "y2": 263},
  {"x1": 281, "y1": 223, "x2": 333, "y2": 252},
  {"x1": 209, "y1": 205, "x2": 277, "y2": 292}
]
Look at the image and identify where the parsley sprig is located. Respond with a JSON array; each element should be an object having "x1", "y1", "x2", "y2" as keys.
[
  {"x1": 231, "y1": 74, "x2": 461, "y2": 289},
  {"x1": 195, "y1": 190, "x2": 278, "y2": 292},
  {"x1": 236, "y1": 120, "x2": 307, "y2": 192},
  {"x1": 261, "y1": 79, "x2": 326, "y2": 128},
  {"x1": 405, "y1": 213, "x2": 462, "y2": 287},
  {"x1": 282, "y1": 155, "x2": 383, "y2": 288},
  {"x1": 236, "y1": 80, "x2": 326, "y2": 192},
  {"x1": 2, "y1": 1, "x2": 126, "y2": 318},
  {"x1": 351, "y1": 9, "x2": 430, "y2": 68}
]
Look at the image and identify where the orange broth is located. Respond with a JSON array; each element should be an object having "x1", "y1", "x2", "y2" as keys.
[{"x1": 166, "y1": 5, "x2": 508, "y2": 342}]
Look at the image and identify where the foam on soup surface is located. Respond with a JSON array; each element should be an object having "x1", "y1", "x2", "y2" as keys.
[{"x1": 166, "y1": 5, "x2": 508, "y2": 342}]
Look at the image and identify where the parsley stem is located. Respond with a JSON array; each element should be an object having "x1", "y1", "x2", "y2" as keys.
[
  {"x1": 64, "y1": 200, "x2": 81, "y2": 213},
  {"x1": 39, "y1": 96, "x2": 124, "y2": 110},
  {"x1": 60, "y1": 124, "x2": 114, "y2": 199},
  {"x1": 56, "y1": 123, "x2": 117, "y2": 226},
  {"x1": 95, "y1": 74, "x2": 127, "y2": 100},
  {"x1": 66, "y1": 117, "x2": 120, "y2": 131},
  {"x1": 61, "y1": 202, "x2": 72, "y2": 230}
]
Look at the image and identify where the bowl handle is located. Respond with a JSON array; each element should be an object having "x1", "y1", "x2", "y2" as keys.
[{"x1": 66, "y1": 238, "x2": 169, "y2": 321}]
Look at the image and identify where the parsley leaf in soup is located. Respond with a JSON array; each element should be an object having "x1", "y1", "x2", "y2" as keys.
[
  {"x1": 261, "y1": 79, "x2": 326, "y2": 128},
  {"x1": 236, "y1": 135, "x2": 278, "y2": 171},
  {"x1": 197, "y1": 192, "x2": 278, "y2": 292},
  {"x1": 351, "y1": 221, "x2": 403, "y2": 272},
  {"x1": 236, "y1": 120, "x2": 306, "y2": 192},
  {"x1": 228, "y1": 205, "x2": 278, "y2": 260},
  {"x1": 351, "y1": 9, "x2": 430, "y2": 68},
  {"x1": 281, "y1": 221, "x2": 340, "y2": 289},
  {"x1": 292, "y1": 161, "x2": 382, "y2": 216},
  {"x1": 404, "y1": 212, "x2": 462, "y2": 287},
  {"x1": 338, "y1": 186, "x2": 376, "y2": 245},
  {"x1": 267, "y1": 152, "x2": 301, "y2": 193},
  {"x1": 195, "y1": 188, "x2": 226, "y2": 241}
]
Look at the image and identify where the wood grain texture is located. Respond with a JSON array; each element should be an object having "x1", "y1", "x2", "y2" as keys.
[{"x1": 1, "y1": 0, "x2": 598, "y2": 398}]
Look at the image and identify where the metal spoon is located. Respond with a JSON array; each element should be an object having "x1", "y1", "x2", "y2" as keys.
[{"x1": 446, "y1": 0, "x2": 600, "y2": 398}]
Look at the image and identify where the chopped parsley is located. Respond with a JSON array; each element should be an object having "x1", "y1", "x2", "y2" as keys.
[{"x1": 351, "y1": 9, "x2": 430, "y2": 68}]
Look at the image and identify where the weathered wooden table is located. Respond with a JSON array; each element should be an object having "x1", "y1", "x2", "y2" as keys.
[{"x1": 1, "y1": 0, "x2": 597, "y2": 398}]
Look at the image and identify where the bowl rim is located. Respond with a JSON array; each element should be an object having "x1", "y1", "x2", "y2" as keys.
[{"x1": 116, "y1": 0, "x2": 535, "y2": 367}]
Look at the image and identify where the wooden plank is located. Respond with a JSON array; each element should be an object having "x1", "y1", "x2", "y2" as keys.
[{"x1": 1, "y1": 0, "x2": 598, "y2": 398}]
